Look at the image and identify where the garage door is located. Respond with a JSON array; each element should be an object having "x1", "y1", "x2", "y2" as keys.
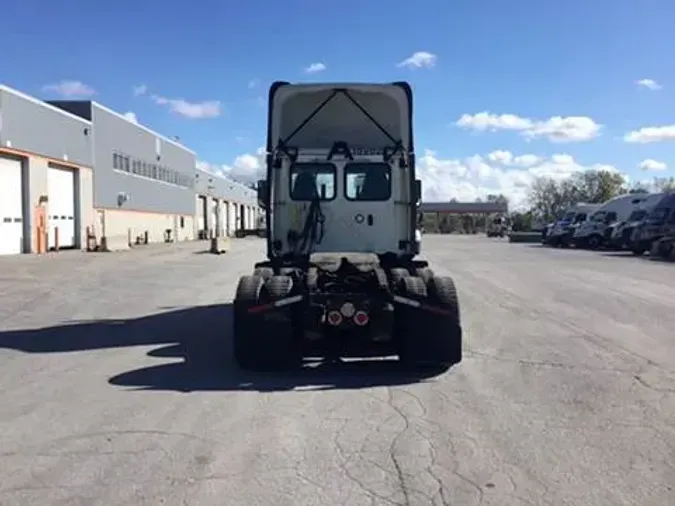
[
  {"x1": 47, "y1": 165, "x2": 76, "y2": 249},
  {"x1": 0, "y1": 156, "x2": 24, "y2": 255},
  {"x1": 197, "y1": 196, "x2": 207, "y2": 233},
  {"x1": 211, "y1": 199, "x2": 219, "y2": 237},
  {"x1": 228, "y1": 203, "x2": 236, "y2": 236},
  {"x1": 222, "y1": 201, "x2": 230, "y2": 236}
]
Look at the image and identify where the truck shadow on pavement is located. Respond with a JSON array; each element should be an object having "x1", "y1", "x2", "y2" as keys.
[{"x1": 0, "y1": 304, "x2": 448, "y2": 392}]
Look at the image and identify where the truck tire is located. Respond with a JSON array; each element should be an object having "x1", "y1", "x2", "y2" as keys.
[
  {"x1": 233, "y1": 274, "x2": 297, "y2": 371},
  {"x1": 396, "y1": 275, "x2": 462, "y2": 370},
  {"x1": 415, "y1": 267, "x2": 434, "y2": 285},
  {"x1": 587, "y1": 234, "x2": 602, "y2": 250},
  {"x1": 631, "y1": 245, "x2": 648, "y2": 256},
  {"x1": 265, "y1": 274, "x2": 294, "y2": 299},
  {"x1": 253, "y1": 267, "x2": 274, "y2": 279},
  {"x1": 389, "y1": 268, "x2": 410, "y2": 292}
]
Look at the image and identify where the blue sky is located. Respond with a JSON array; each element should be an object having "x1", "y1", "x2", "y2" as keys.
[{"x1": 1, "y1": 0, "x2": 674, "y2": 206}]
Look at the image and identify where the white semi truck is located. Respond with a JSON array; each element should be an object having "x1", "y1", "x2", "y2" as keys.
[{"x1": 232, "y1": 82, "x2": 462, "y2": 372}]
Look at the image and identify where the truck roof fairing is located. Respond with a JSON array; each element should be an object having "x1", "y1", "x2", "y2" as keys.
[{"x1": 267, "y1": 82, "x2": 413, "y2": 153}]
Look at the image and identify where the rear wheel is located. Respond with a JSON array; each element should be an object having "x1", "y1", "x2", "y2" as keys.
[
  {"x1": 587, "y1": 234, "x2": 602, "y2": 249},
  {"x1": 396, "y1": 275, "x2": 462, "y2": 370},
  {"x1": 415, "y1": 267, "x2": 434, "y2": 285},
  {"x1": 253, "y1": 267, "x2": 273, "y2": 279},
  {"x1": 631, "y1": 243, "x2": 648, "y2": 256},
  {"x1": 233, "y1": 274, "x2": 298, "y2": 371},
  {"x1": 389, "y1": 268, "x2": 410, "y2": 292}
]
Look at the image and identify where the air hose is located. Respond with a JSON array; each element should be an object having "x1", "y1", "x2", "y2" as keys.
[{"x1": 293, "y1": 198, "x2": 326, "y2": 255}]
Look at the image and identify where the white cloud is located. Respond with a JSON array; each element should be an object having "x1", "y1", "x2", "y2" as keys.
[
  {"x1": 397, "y1": 51, "x2": 437, "y2": 69},
  {"x1": 456, "y1": 112, "x2": 602, "y2": 143},
  {"x1": 624, "y1": 125, "x2": 675, "y2": 143},
  {"x1": 150, "y1": 94, "x2": 221, "y2": 119},
  {"x1": 122, "y1": 111, "x2": 138, "y2": 124},
  {"x1": 486, "y1": 150, "x2": 541, "y2": 167},
  {"x1": 639, "y1": 159, "x2": 667, "y2": 171},
  {"x1": 197, "y1": 147, "x2": 266, "y2": 184},
  {"x1": 133, "y1": 84, "x2": 148, "y2": 96},
  {"x1": 304, "y1": 62, "x2": 327, "y2": 74},
  {"x1": 199, "y1": 147, "x2": 623, "y2": 211},
  {"x1": 636, "y1": 78, "x2": 662, "y2": 91},
  {"x1": 42, "y1": 80, "x2": 95, "y2": 97},
  {"x1": 416, "y1": 150, "x2": 622, "y2": 210}
]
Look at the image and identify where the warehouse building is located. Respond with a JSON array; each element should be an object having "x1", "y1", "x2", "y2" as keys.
[
  {"x1": 194, "y1": 168, "x2": 259, "y2": 239},
  {"x1": 0, "y1": 83, "x2": 261, "y2": 255},
  {"x1": 48, "y1": 99, "x2": 198, "y2": 246},
  {"x1": 0, "y1": 85, "x2": 95, "y2": 255}
]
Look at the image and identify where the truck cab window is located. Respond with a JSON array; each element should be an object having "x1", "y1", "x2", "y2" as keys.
[
  {"x1": 290, "y1": 163, "x2": 335, "y2": 201},
  {"x1": 345, "y1": 163, "x2": 391, "y2": 201}
]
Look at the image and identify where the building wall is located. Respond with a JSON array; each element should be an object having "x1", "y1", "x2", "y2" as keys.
[
  {"x1": 87, "y1": 103, "x2": 196, "y2": 214},
  {"x1": 0, "y1": 86, "x2": 93, "y2": 166},
  {"x1": 1, "y1": 83, "x2": 262, "y2": 254},
  {"x1": 95, "y1": 209, "x2": 194, "y2": 245},
  {"x1": 0, "y1": 87, "x2": 95, "y2": 253},
  {"x1": 193, "y1": 168, "x2": 260, "y2": 236},
  {"x1": 0, "y1": 150, "x2": 93, "y2": 253},
  {"x1": 48, "y1": 100, "x2": 199, "y2": 245}
]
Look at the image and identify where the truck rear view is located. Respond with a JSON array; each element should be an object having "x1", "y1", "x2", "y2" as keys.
[{"x1": 232, "y1": 81, "x2": 463, "y2": 371}]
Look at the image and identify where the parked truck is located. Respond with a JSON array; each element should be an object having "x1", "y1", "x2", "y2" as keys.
[
  {"x1": 630, "y1": 193, "x2": 675, "y2": 256},
  {"x1": 572, "y1": 194, "x2": 651, "y2": 249},
  {"x1": 232, "y1": 81, "x2": 462, "y2": 371},
  {"x1": 608, "y1": 193, "x2": 664, "y2": 250},
  {"x1": 546, "y1": 204, "x2": 600, "y2": 247},
  {"x1": 486, "y1": 215, "x2": 509, "y2": 238}
]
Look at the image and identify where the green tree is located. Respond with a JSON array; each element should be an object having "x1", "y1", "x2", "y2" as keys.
[
  {"x1": 486, "y1": 193, "x2": 510, "y2": 211},
  {"x1": 528, "y1": 177, "x2": 570, "y2": 220},
  {"x1": 653, "y1": 176, "x2": 675, "y2": 192},
  {"x1": 528, "y1": 169, "x2": 627, "y2": 219},
  {"x1": 509, "y1": 210, "x2": 534, "y2": 232},
  {"x1": 571, "y1": 170, "x2": 627, "y2": 203}
]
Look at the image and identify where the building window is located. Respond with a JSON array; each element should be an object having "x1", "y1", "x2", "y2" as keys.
[
  {"x1": 180, "y1": 216, "x2": 185, "y2": 228},
  {"x1": 124, "y1": 156, "x2": 131, "y2": 172},
  {"x1": 113, "y1": 153, "x2": 119, "y2": 169}
]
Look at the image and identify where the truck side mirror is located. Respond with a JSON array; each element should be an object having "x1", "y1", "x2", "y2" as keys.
[
  {"x1": 414, "y1": 179, "x2": 422, "y2": 203},
  {"x1": 257, "y1": 180, "x2": 268, "y2": 209}
]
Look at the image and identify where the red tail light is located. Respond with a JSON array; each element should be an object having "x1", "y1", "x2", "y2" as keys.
[
  {"x1": 327, "y1": 310, "x2": 343, "y2": 326},
  {"x1": 353, "y1": 310, "x2": 369, "y2": 326}
]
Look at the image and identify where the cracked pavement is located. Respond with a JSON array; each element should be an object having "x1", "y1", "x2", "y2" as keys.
[{"x1": 0, "y1": 236, "x2": 674, "y2": 505}]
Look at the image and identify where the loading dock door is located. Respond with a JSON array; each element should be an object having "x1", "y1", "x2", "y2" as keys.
[
  {"x1": 197, "y1": 196, "x2": 207, "y2": 235},
  {"x1": 222, "y1": 201, "x2": 230, "y2": 236},
  {"x1": 47, "y1": 165, "x2": 76, "y2": 249},
  {"x1": 211, "y1": 198, "x2": 218, "y2": 237},
  {"x1": 231, "y1": 203, "x2": 237, "y2": 235},
  {"x1": 0, "y1": 156, "x2": 24, "y2": 255}
]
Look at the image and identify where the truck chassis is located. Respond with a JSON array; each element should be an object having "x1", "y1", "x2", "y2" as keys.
[{"x1": 233, "y1": 254, "x2": 462, "y2": 371}]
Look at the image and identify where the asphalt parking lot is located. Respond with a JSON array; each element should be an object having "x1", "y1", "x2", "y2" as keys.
[{"x1": 0, "y1": 236, "x2": 673, "y2": 506}]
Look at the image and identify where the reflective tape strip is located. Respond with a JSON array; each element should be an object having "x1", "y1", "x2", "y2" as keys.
[
  {"x1": 393, "y1": 295, "x2": 454, "y2": 316},
  {"x1": 274, "y1": 295, "x2": 303, "y2": 307},
  {"x1": 247, "y1": 294, "x2": 304, "y2": 313},
  {"x1": 393, "y1": 295, "x2": 421, "y2": 308}
]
